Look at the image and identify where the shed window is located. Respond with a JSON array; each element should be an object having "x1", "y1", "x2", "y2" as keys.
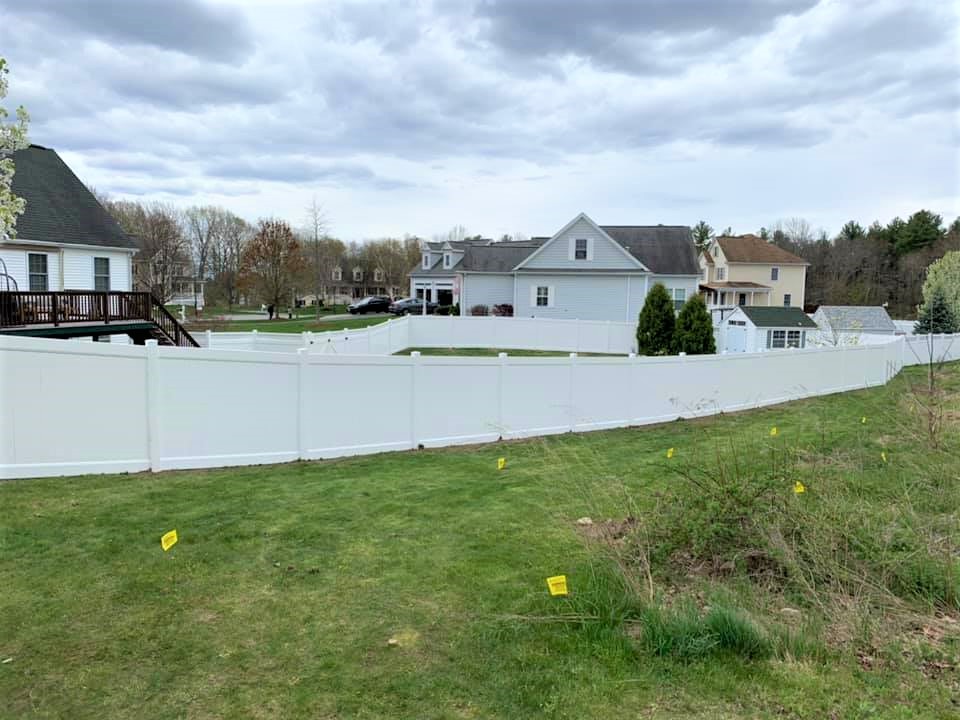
[
  {"x1": 574, "y1": 238, "x2": 588, "y2": 260},
  {"x1": 767, "y1": 330, "x2": 786, "y2": 349},
  {"x1": 786, "y1": 330, "x2": 804, "y2": 348},
  {"x1": 28, "y1": 253, "x2": 48, "y2": 291},
  {"x1": 94, "y1": 257, "x2": 110, "y2": 291},
  {"x1": 536, "y1": 286, "x2": 549, "y2": 307},
  {"x1": 771, "y1": 267, "x2": 780, "y2": 281},
  {"x1": 783, "y1": 293, "x2": 792, "y2": 307},
  {"x1": 728, "y1": 320, "x2": 746, "y2": 326}
]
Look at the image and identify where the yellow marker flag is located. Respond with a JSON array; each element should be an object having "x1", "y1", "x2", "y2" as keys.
[
  {"x1": 794, "y1": 481, "x2": 806, "y2": 494},
  {"x1": 666, "y1": 447, "x2": 675, "y2": 459},
  {"x1": 161, "y1": 529, "x2": 178, "y2": 552},
  {"x1": 770, "y1": 426, "x2": 779, "y2": 437},
  {"x1": 861, "y1": 416, "x2": 867, "y2": 424},
  {"x1": 497, "y1": 458, "x2": 506, "y2": 471},
  {"x1": 546, "y1": 575, "x2": 568, "y2": 597},
  {"x1": 881, "y1": 451, "x2": 888, "y2": 464}
]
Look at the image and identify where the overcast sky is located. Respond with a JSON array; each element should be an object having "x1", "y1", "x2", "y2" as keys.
[{"x1": 2, "y1": 0, "x2": 958, "y2": 241}]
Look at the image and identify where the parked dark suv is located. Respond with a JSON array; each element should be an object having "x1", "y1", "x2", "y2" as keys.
[
  {"x1": 388, "y1": 297, "x2": 438, "y2": 315},
  {"x1": 347, "y1": 296, "x2": 392, "y2": 314}
]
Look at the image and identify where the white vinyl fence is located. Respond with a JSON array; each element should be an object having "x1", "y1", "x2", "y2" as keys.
[
  {"x1": 4, "y1": 329, "x2": 957, "y2": 480},
  {"x1": 198, "y1": 315, "x2": 638, "y2": 355}
]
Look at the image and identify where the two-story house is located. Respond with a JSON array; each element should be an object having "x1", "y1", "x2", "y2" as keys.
[
  {"x1": 699, "y1": 234, "x2": 809, "y2": 324},
  {"x1": 409, "y1": 212, "x2": 701, "y2": 320}
]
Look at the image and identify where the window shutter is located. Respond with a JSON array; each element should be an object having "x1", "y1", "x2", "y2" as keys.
[
  {"x1": 567, "y1": 238, "x2": 575, "y2": 261},
  {"x1": 548, "y1": 285, "x2": 556, "y2": 308},
  {"x1": 586, "y1": 239, "x2": 594, "y2": 261},
  {"x1": 529, "y1": 285, "x2": 537, "y2": 306}
]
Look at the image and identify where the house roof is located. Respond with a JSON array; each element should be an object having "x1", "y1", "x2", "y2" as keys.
[
  {"x1": 701, "y1": 281, "x2": 770, "y2": 290},
  {"x1": 715, "y1": 235, "x2": 807, "y2": 265},
  {"x1": 814, "y1": 306, "x2": 896, "y2": 334},
  {"x1": 737, "y1": 306, "x2": 818, "y2": 328},
  {"x1": 410, "y1": 239, "x2": 547, "y2": 276},
  {"x1": 600, "y1": 226, "x2": 699, "y2": 275},
  {"x1": 7, "y1": 144, "x2": 137, "y2": 250}
]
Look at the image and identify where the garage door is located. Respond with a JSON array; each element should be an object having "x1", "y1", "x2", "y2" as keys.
[{"x1": 725, "y1": 324, "x2": 748, "y2": 353}]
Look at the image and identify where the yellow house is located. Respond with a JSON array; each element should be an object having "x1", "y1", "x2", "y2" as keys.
[{"x1": 699, "y1": 235, "x2": 808, "y2": 324}]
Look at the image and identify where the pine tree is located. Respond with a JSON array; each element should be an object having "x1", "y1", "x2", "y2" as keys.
[
  {"x1": 915, "y1": 286, "x2": 959, "y2": 334},
  {"x1": 673, "y1": 294, "x2": 716, "y2": 354},
  {"x1": 637, "y1": 283, "x2": 675, "y2": 355}
]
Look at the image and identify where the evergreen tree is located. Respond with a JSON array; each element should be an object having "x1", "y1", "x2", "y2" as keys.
[
  {"x1": 915, "y1": 286, "x2": 958, "y2": 334},
  {"x1": 673, "y1": 294, "x2": 716, "y2": 354},
  {"x1": 637, "y1": 283, "x2": 675, "y2": 355},
  {"x1": 691, "y1": 220, "x2": 713, "y2": 253}
]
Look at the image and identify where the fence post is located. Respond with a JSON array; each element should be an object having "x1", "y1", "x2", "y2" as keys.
[
  {"x1": 606, "y1": 320, "x2": 612, "y2": 353},
  {"x1": 410, "y1": 351, "x2": 420, "y2": 449},
  {"x1": 497, "y1": 352, "x2": 507, "y2": 438},
  {"x1": 387, "y1": 319, "x2": 393, "y2": 353},
  {"x1": 576, "y1": 318, "x2": 581, "y2": 353},
  {"x1": 251, "y1": 328, "x2": 258, "y2": 351},
  {"x1": 145, "y1": 340, "x2": 161, "y2": 472},
  {"x1": 297, "y1": 348, "x2": 308, "y2": 460},
  {"x1": 449, "y1": 313, "x2": 455, "y2": 348},
  {"x1": 568, "y1": 352, "x2": 577, "y2": 432},
  {"x1": 205, "y1": 329, "x2": 212, "y2": 349}
]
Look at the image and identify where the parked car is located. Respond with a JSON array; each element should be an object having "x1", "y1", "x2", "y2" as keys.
[
  {"x1": 388, "y1": 297, "x2": 438, "y2": 315},
  {"x1": 347, "y1": 296, "x2": 392, "y2": 314}
]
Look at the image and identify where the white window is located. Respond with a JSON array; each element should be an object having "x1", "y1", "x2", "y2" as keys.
[
  {"x1": 716, "y1": 267, "x2": 726, "y2": 281},
  {"x1": 28, "y1": 253, "x2": 48, "y2": 291},
  {"x1": 374, "y1": 268, "x2": 384, "y2": 282},
  {"x1": 443, "y1": 253, "x2": 451, "y2": 269},
  {"x1": 771, "y1": 267, "x2": 780, "y2": 281},
  {"x1": 353, "y1": 268, "x2": 363, "y2": 282},
  {"x1": 536, "y1": 286, "x2": 549, "y2": 307},
  {"x1": 332, "y1": 267, "x2": 342, "y2": 281},
  {"x1": 94, "y1": 257, "x2": 110, "y2": 291},
  {"x1": 767, "y1": 330, "x2": 786, "y2": 349},
  {"x1": 672, "y1": 288, "x2": 686, "y2": 312},
  {"x1": 422, "y1": 254, "x2": 430, "y2": 269},
  {"x1": 783, "y1": 293, "x2": 792, "y2": 307},
  {"x1": 712, "y1": 246, "x2": 719, "y2": 257},
  {"x1": 574, "y1": 238, "x2": 588, "y2": 260}
]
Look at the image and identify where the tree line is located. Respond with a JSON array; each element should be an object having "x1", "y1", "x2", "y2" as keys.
[
  {"x1": 694, "y1": 211, "x2": 960, "y2": 318},
  {"x1": 95, "y1": 195, "x2": 421, "y2": 313}
]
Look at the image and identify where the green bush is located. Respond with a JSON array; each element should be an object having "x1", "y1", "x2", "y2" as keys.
[
  {"x1": 637, "y1": 283, "x2": 675, "y2": 355},
  {"x1": 636, "y1": 601, "x2": 772, "y2": 661},
  {"x1": 673, "y1": 294, "x2": 716, "y2": 355},
  {"x1": 915, "y1": 285, "x2": 958, "y2": 334}
]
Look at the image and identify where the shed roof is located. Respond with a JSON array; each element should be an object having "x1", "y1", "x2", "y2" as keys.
[
  {"x1": 737, "y1": 306, "x2": 818, "y2": 328},
  {"x1": 7, "y1": 145, "x2": 137, "y2": 250},
  {"x1": 814, "y1": 306, "x2": 896, "y2": 334}
]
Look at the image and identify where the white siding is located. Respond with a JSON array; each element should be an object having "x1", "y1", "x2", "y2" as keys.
[
  {"x1": 62, "y1": 248, "x2": 132, "y2": 291},
  {"x1": 521, "y1": 218, "x2": 640, "y2": 270},
  {"x1": 462, "y1": 274, "x2": 514, "y2": 311},
  {"x1": 516, "y1": 274, "x2": 633, "y2": 321},
  {"x1": 0, "y1": 247, "x2": 59, "y2": 290}
]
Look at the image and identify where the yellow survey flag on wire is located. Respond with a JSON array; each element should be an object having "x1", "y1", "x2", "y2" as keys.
[
  {"x1": 497, "y1": 458, "x2": 506, "y2": 470},
  {"x1": 546, "y1": 575, "x2": 568, "y2": 597},
  {"x1": 861, "y1": 416, "x2": 867, "y2": 424},
  {"x1": 666, "y1": 447, "x2": 675, "y2": 459},
  {"x1": 794, "y1": 481, "x2": 806, "y2": 494},
  {"x1": 161, "y1": 529, "x2": 178, "y2": 552},
  {"x1": 769, "y1": 426, "x2": 779, "y2": 437}
]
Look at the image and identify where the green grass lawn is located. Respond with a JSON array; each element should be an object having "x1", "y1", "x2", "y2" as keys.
[
  {"x1": 1, "y1": 364, "x2": 958, "y2": 718},
  {"x1": 396, "y1": 347, "x2": 626, "y2": 357},
  {"x1": 191, "y1": 314, "x2": 391, "y2": 334}
]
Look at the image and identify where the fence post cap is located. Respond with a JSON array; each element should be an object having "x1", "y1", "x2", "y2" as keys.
[
  {"x1": 411, "y1": 350, "x2": 421, "y2": 358},
  {"x1": 252, "y1": 329, "x2": 258, "y2": 334},
  {"x1": 498, "y1": 352, "x2": 508, "y2": 359},
  {"x1": 569, "y1": 352, "x2": 577, "y2": 358}
]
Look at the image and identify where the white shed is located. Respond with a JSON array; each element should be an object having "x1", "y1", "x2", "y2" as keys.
[{"x1": 720, "y1": 306, "x2": 819, "y2": 353}]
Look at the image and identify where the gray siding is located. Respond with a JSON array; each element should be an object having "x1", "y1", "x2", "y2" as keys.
[
  {"x1": 462, "y1": 274, "x2": 514, "y2": 310},
  {"x1": 516, "y1": 274, "x2": 634, "y2": 321},
  {"x1": 521, "y1": 217, "x2": 640, "y2": 270}
]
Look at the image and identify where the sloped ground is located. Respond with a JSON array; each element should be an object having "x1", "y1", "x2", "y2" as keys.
[{"x1": 1, "y1": 363, "x2": 957, "y2": 718}]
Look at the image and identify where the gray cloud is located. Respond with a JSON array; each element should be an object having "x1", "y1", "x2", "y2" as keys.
[
  {"x1": 2, "y1": 0, "x2": 254, "y2": 61},
  {"x1": 203, "y1": 157, "x2": 415, "y2": 191}
]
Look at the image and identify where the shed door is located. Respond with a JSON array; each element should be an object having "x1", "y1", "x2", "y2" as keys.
[{"x1": 725, "y1": 324, "x2": 748, "y2": 353}]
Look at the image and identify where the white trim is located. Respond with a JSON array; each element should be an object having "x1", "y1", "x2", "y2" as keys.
[
  {"x1": 2, "y1": 237, "x2": 138, "y2": 254},
  {"x1": 513, "y1": 212, "x2": 650, "y2": 271}
]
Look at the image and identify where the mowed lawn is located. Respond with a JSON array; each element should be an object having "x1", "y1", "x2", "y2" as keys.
[
  {"x1": 1, "y1": 365, "x2": 958, "y2": 718},
  {"x1": 191, "y1": 314, "x2": 392, "y2": 334}
]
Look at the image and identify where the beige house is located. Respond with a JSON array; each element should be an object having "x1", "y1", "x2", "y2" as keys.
[{"x1": 699, "y1": 235, "x2": 808, "y2": 324}]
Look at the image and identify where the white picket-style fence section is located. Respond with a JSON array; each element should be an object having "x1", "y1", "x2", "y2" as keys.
[
  {"x1": 3, "y1": 330, "x2": 957, "y2": 479},
  {"x1": 197, "y1": 315, "x2": 638, "y2": 355}
]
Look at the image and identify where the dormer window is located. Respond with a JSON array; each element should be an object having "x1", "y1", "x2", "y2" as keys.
[
  {"x1": 443, "y1": 253, "x2": 452, "y2": 269},
  {"x1": 353, "y1": 268, "x2": 363, "y2": 282},
  {"x1": 332, "y1": 266, "x2": 342, "y2": 281},
  {"x1": 574, "y1": 238, "x2": 588, "y2": 260},
  {"x1": 712, "y1": 246, "x2": 719, "y2": 258},
  {"x1": 374, "y1": 268, "x2": 384, "y2": 282},
  {"x1": 422, "y1": 253, "x2": 430, "y2": 269}
]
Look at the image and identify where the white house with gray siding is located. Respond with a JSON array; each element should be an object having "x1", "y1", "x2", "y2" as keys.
[{"x1": 409, "y1": 213, "x2": 700, "y2": 321}]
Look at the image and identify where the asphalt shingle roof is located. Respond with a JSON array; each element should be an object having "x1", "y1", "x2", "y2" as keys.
[
  {"x1": 738, "y1": 306, "x2": 818, "y2": 328},
  {"x1": 815, "y1": 306, "x2": 896, "y2": 334},
  {"x1": 600, "y1": 226, "x2": 699, "y2": 275},
  {"x1": 8, "y1": 145, "x2": 137, "y2": 249},
  {"x1": 715, "y1": 235, "x2": 806, "y2": 264}
]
